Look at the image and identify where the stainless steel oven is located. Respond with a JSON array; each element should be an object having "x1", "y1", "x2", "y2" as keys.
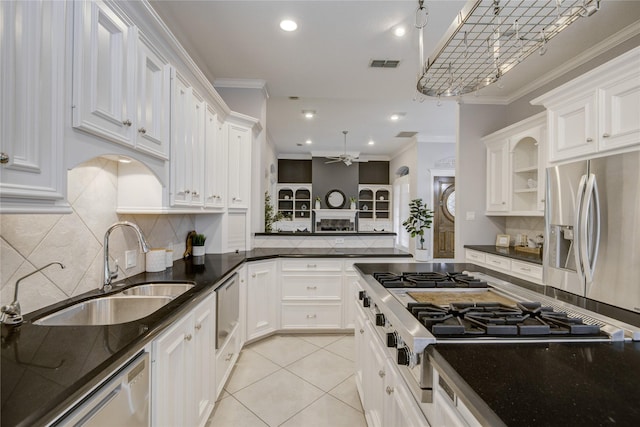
[{"x1": 216, "y1": 274, "x2": 239, "y2": 349}]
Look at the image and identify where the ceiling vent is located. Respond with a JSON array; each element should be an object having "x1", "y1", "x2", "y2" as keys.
[
  {"x1": 370, "y1": 59, "x2": 400, "y2": 68},
  {"x1": 396, "y1": 131, "x2": 418, "y2": 138}
]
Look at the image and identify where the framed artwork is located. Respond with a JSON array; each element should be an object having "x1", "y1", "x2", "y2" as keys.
[{"x1": 495, "y1": 234, "x2": 510, "y2": 247}]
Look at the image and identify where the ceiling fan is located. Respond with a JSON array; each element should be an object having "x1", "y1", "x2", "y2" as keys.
[{"x1": 324, "y1": 131, "x2": 367, "y2": 166}]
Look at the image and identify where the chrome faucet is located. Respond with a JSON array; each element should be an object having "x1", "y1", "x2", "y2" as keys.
[
  {"x1": 103, "y1": 221, "x2": 150, "y2": 291},
  {"x1": 1, "y1": 262, "x2": 65, "y2": 325}
]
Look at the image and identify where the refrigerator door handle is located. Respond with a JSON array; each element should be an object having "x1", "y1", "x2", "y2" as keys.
[
  {"x1": 574, "y1": 174, "x2": 588, "y2": 283},
  {"x1": 581, "y1": 173, "x2": 601, "y2": 286}
]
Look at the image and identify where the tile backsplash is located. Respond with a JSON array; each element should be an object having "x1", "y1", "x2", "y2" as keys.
[
  {"x1": 505, "y1": 217, "x2": 545, "y2": 246},
  {"x1": 0, "y1": 157, "x2": 195, "y2": 314}
]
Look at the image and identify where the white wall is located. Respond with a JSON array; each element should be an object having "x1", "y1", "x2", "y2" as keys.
[{"x1": 455, "y1": 104, "x2": 507, "y2": 260}]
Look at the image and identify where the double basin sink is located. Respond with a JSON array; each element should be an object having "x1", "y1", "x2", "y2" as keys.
[{"x1": 33, "y1": 283, "x2": 195, "y2": 326}]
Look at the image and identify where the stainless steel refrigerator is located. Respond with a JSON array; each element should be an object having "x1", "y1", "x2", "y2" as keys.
[{"x1": 544, "y1": 150, "x2": 640, "y2": 314}]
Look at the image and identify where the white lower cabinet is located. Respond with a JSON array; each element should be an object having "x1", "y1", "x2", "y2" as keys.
[
  {"x1": 281, "y1": 303, "x2": 342, "y2": 329},
  {"x1": 465, "y1": 249, "x2": 543, "y2": 284},
  {"x1": 152, "y1": 291, "x2": 215, "y2": 427},
  {"x1": 384, "y1": 358, "x2": 429, "y2": 427},
  {"x1": 246, "y1": 260, "x2": 278, "y2": 340},
  {"x1": 215, "y1": 322, "x2": 240, "y2": 397}
]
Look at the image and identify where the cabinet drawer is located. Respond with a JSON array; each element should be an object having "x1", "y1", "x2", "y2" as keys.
[
  {"x1": 485, "y1": 254, "x2": 511, "y2": 271},
  {"x1": 281, "y1": 304, "x2": 342, "y2": 329},
  {"x1": 281, "y1": 275, "x2": 342, "y2": 300},
  {"x1": 281, "y1": 259, "x2": 342, "y2": 272},
  {"x1": 511, "y1": 260, "x2": 543, "y2": 281},
  {"x1": 215, "y1": 326, "x2": 238, "y2": 394},
  {"x1": 465, "y1": 250, "x2": 486, "y2": 264}
]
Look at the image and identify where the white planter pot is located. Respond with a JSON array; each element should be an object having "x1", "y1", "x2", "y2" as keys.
[
  {"x1": 414, "y1": 248, "x2": 430, "y2": 262},
  {"x1": 192, "y1": 245, "x2": 205, "y2": 257},
  {"x1": 315, "y1": 201, "x2": 321, "y2": 210},
  {"x1": 350, "y1": 202, "x2": 356, "y2": 210}
]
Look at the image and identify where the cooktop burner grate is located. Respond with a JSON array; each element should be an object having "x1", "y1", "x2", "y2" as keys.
[
  {"x1": 406, "y1": 301, "x2": 602, "y2": 337},
  {"x1": 373, "y1": 272, "x2": 488, "y2": 288}
]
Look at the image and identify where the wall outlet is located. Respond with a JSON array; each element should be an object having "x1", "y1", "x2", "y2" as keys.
[
  {"x1": 125, "y1": 250, "x2": 137, "y2": 269},
  {"x1": 335, "y1": 238, "x2": 345, "y2": 244},
  {"x1": 466, "y1": 211, "x2": 476, "y2": 221}
]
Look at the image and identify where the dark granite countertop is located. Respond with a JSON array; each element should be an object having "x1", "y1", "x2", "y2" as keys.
[
  {"x1": 1, "y1": 248, "x2": 410, "y2": 427},
  {"x1": 465, "y1": 244, "x2": 543, "y2": 265},
  {"x1": 429, "y1": 342, "x2": 640, "y2": 427}
]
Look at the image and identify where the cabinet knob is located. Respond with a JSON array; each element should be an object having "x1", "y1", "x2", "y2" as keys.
[
  {"x1": 0, "y1": 152, "x2": 9, "y2": 164},
  {"x1": 359, "y1": 328, "x2": 365, "y2": 334},
  {"x1": 138, "y1": 127, "x2": 146, "y2": 134},
  {"x1": 233, "y1": 197, "x2": 242, "y2": 202},
  {"x1": 586, "y1": 137, "x2": 593, "y2": 142},
  {"x1": 378, "y1": 370, "x2": 386, "y2": 378},
  {"x1": 185, "y1": 190, "x2": 191, "y2": 194},
  {"x1": 184, "y1": 333, "x2": 192, "y2": 341},
  {"x1": 195, "y1": 323, "x2": 202, "y2": 330},
  {"x1": 252, "y1": 273, "x2": 256, "y2": 278},
  {"x1": 306, "y1": 314, "x2": 317, "y2": 319},
  {"x1": 602, "y1": 133, "x2": 610, "y2": 138},
  {"x1": 207, "y1": 195, "x2": 215, "y2": 200},
  {"x1": 192, "y1": 191, "x2": 199, "y2": 197},
  {"x1": 122, "y1": 119, "x2": 132, "y2": 127},
  {"x1": 386, "y1": 386, "x2": 394, "y2": 395},
  {"x1": 502, "y1": 202, "x2": 506, "y2": 205}
]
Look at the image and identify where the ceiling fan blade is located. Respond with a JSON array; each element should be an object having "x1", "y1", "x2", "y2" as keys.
[{"x1": 325, "y1": 159, "x2": 342, "y2": 164}]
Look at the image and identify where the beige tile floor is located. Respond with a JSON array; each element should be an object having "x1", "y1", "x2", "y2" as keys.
[{"x1": 206, "y1": 334, "x2": 366, "y2": 427}]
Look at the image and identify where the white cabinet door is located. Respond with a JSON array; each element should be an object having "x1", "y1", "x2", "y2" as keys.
[
  {"x1": 363, "y1": 321, "x2": 386, "y2": 427},
  {"x1": 204, "y1": 108, "x2": 227, "y2": 209},
  {"x1": 153, "y1": 292, "x2": 216, "y2": 427},
  {"x1": 171, "y1": 72, "x2": 192, "y2": 206},
  {"x1": 485, "y1": 141, "x2": 509, "y2": 212},
  {"x1": 354, "y1": 302, "x2": 367, "y2": 396},
  {"x1": 599, "y1": 76, "x2": 640, "y2": 152},
  {"x1": 383, "y1": 358, "x2": 428, "y2": 427},
  {"x1": 135, "y1": 33, "x2": 170, "y2": 159},
  {"x1": 192, "y1": 295, "x2": 215, "y2": 427},
  {"x1": 246, "y1": 261, "x2": 278, "y2": 340},
  {"x1": 548, "y1": 92, "x2": 598, "y2": 161},
  {"x1": 152, "y1": 314, "x2": 193, "y2": 427},
  {"x1": 227, "y1": 124, "x2": 251, "y2": 209},
  {"x1": 72, "y1": 0, "x2": 134, "y2": 147},
  {"x1": 190, "y1": 90, "x2": 206, "y2": 206},
  {"x1": 343, "y1": 273, "x2": 359, "y2": 329},
  {"x1": 0, "y1": 0, "x2": 69, "y2": 213}
]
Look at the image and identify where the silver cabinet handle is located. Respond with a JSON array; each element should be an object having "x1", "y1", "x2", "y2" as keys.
[
  {"x1": 306, "y1": 314, "x2": 317, "y2": 319},
  {"x1": 185, "y1": 190, "x2": 191, "y2": 194},
  {"x1": 184, "y1": 334, "x2": 192, "y2": 341},
  {"x1": 0, "y1": 152, "x2": 9, "y2": 164},
  {"x1": 233, "y1": 197, "x2": 242, "y2": 202},
  {"x1": 502, "y1": 202, "x2": 506, "y2": 205},
  {"x1": 586, "y1": 137, "x2": 593, "y2": 142},
  {"x1": 521, "y1": 267, "x2": 531, "y2": 272},
  {"x1": 138, "y1": 127, "x2": 146, "y2": 134},
  {"x1": 195, "y1": 323, "x2": 202, "y2": 330},
  {"x1": 307, "y1": 264, "x2": 317, "y2": 268},
  {"x1": 122, "y1": 119, "x2": 132, "y2": 127},
  {"x1": 602, "y1": 133, "x2": 610, "y2": 138},
  {"x1": 225, "y1": 352, "x2": 234, "y2": 361},
  {"x1": 386, "y1": 386, "x2": 394, "y2": 395},
  {"x1": 378, "y1": 370, "x2": 385, "y2": 378},
  {"x1": 306, "y1": 286, "x2": 317, "y2": 290}
]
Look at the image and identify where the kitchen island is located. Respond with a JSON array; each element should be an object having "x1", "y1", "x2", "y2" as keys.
[
  {"x1": 354, "y1": 262, "x2": 640, "y2": 426},
  {"x1": 1, "y1": 248, "x2": 409, "y2": 427}
]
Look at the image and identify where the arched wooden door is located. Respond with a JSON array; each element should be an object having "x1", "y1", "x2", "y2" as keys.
[{"x1": 433, "y1": 176, "x2": 455, "y2": 258}]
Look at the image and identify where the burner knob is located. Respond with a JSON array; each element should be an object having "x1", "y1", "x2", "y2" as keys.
[
  {"x1": 397, "y1": 347, "x2": 410, "y2": 366},
  {"x1": 375, "y1": 313, "x2": 386, "y2": 326},
  {"x1": 362, "y1": 297, "x2": 370, "y2": 308},
  {"x1": 386, "y1": 332, "x2": 397, "y2": 348},
  {"x1": 358, "y1": 291, "x2": 366, "y2": 300}
]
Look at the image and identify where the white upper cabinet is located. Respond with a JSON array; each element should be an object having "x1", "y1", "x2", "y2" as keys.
[
  {"x1": 73, "y1": 0, "x2": 170, "y2": 160},
  {"x1": 204, "y1": 107, "x2": 227, "y2": 209},
  {"x1": 135, "y1": 32, "x2": 171, "y2": 159},
  {"x1": 0, "y1": 0, "x2": 70, "y2": 213},
  {"x1": 227, "y1": 120, "x2": 253, "y2": 209},
  {"x1": 483, "y1": 113, "x2": 546, "y2": 216},
  {"x1": 533, "y1": 46, "x2": 640, "y2": 163}
]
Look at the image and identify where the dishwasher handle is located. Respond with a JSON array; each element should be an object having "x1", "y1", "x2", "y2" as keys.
[{"x1": 74, "y1": 387, "x2": 122, "y2": 426}]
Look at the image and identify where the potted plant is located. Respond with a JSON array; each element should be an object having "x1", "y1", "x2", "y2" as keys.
[
  {"x1": 264, "y1": 191, "x2": 283, "y2": 233},
  {"x1": 402, "y1": 198, "x2": 434, "y2": 262},
  {"x1": 349, "y1": 196, "x2": 357, "y2": 210},
  {"x1": 315, "y1": 196, "x2": 321, "y2": 210},
  {"x1": 192, "y1": 233, "x2": 206, "y2": 257}
]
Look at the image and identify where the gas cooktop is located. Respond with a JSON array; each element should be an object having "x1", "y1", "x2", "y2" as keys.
[{"x1": 373, "y1": 272, "x2": 488, "y2": 288}]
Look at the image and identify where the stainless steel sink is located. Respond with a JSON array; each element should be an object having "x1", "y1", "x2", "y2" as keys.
[
  {"x1": 33, "y1": 295, "x2": 174, "y2": 326},
  {"x1": 120, "y1": 282, "x2": 194, "y2": 297}
]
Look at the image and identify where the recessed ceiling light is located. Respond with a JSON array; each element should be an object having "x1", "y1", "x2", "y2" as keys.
[
  {"x1": 280, "y1": 19, "x2": 297, "y2": 32},
  {"x1": 390, "y1": 112, "x2": 406, "y2": 121},
  {"x1": 393, "y1": 26, "x2": 406, "y2": 37},
  {"x1": 302, "y1": 110, "x2": 315, "y2": 119},
  {"x1": 305, "y1": 139, "x2": 312, "y2": 145},
  {"x1": 368, "y1": 140, "x2": 375, "y2": 145}
]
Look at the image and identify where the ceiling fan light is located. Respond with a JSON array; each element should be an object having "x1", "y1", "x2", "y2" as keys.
[{"x1": 302, "y1": 110, "x2": 315, "y2": 119}]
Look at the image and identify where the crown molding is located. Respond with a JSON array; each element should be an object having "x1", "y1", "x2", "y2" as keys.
[{"x1": 214, "y1": 78, "x2": 270, "y2": 99}]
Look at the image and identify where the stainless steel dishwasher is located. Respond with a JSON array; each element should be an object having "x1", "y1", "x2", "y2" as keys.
[{"x1": 53, "y1": 352, "x2": 149, "y2": 426}]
